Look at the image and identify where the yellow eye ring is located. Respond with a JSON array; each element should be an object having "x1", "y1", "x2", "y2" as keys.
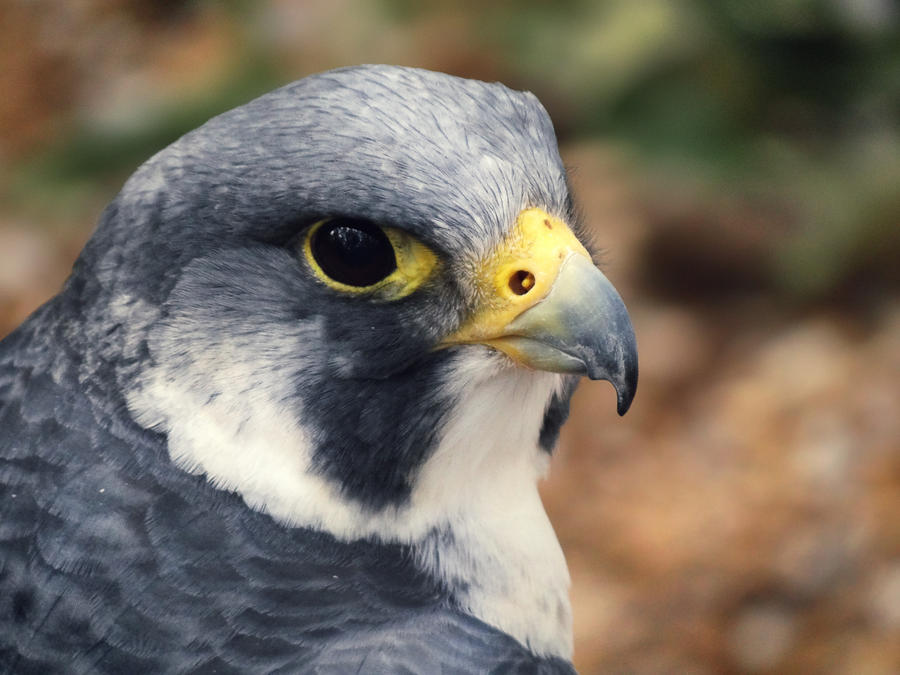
[{"x1": 303, "y1": 218, "x2": 438, "y2": 299}]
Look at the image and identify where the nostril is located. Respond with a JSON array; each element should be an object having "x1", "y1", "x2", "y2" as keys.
[{"x1": 509, "y1": 270, "x2": 536, "y2": 296}]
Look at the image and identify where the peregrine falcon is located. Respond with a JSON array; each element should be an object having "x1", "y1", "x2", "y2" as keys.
[{"x1": 0, "y1": 65, "x2": 637, "y2": 673}]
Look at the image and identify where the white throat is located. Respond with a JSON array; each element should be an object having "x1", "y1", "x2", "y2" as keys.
[
  {"x1": 413, "y1": 354, "x2": 572, "y2": 657},
  {"x1": 128, "y1": 333, "x2": 572, "y2": 658}
]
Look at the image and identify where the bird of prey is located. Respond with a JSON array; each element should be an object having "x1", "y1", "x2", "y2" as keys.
[{"x1": 0, "y1": 65, "x2": 637, "y2": 673}]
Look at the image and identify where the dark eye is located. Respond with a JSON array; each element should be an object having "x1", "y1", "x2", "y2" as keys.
[{"x1": 309, "y1": 218, "x2": 397, "y2": 287}]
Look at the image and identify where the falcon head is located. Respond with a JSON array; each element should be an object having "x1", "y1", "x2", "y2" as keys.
[{"x1": 71, "y1": 65, "x2": 637, "y2": 656}]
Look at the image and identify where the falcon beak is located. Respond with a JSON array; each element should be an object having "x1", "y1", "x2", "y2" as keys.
[{"x1": 442, "y1": 208, "x2": 638, "y2": 415}]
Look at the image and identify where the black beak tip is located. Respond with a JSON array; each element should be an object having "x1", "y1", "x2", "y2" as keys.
[
  {"x1": 584, "y1": 358, "x2": 638, "y2": 416},
  {"x1": 616, "y1": 390, "x2": 634, "y2": 416},
  {"x1": 615, "y1": 354, "x2": 639, "y2": 416}
]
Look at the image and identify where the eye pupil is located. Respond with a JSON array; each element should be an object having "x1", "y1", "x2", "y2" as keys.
[{"x1": 310, "y1": 219, "x2": 397, "y2": 287}]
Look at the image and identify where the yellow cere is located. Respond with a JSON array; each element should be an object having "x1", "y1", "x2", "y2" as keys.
[
  {"x1": 445, "y1": 208, "x2": 591, "y2": 344},
  {"x1": 303, "y1": 221, "x2": 438, "y2": 299}
]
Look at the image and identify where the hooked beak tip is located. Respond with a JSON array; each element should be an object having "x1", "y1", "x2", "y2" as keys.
[
  {"x1": 616, "y1": 385, "x2": 636, "y2": 416},
  {"x1": 585, "y1": 351, "x2": 638, "y2": 416}
]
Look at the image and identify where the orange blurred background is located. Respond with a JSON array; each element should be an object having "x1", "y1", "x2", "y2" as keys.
[{"x1": 2, "y1": 2, "x2": 899, "y2": 672}]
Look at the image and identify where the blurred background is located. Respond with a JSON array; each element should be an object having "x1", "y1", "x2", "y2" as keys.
[{"x1": 1, "y1": 0, "x2": 899, "y2": 672}]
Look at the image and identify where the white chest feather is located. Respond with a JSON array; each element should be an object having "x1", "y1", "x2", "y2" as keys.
[
  {"x1": 413, "y1": 356, "x2": 572, "y2": 656},
  {"x1": 127, "y1": 343, "x2": 572, "y2": 658}
]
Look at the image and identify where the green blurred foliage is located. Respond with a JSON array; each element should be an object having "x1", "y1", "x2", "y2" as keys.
[{"x1": 4, "y1": 0, "x2": 899, "y2": 303}]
